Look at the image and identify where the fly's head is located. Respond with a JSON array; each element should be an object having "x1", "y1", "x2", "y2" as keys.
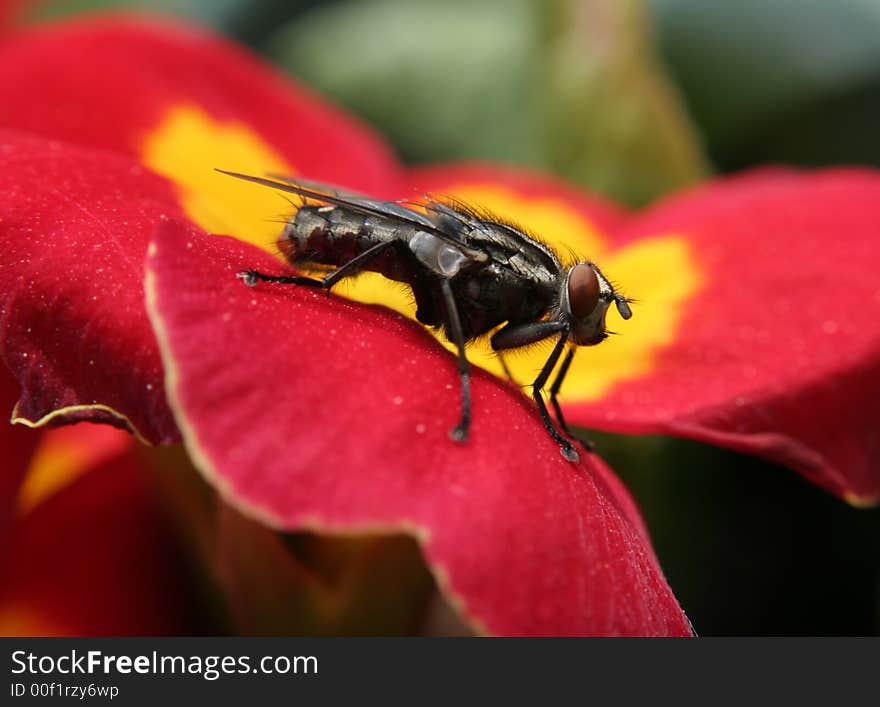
[{"x1": 561, "y1": 262, "x2": 632, "y2": 346}]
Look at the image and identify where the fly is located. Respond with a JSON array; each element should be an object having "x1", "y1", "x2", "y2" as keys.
[{"x1": 217, "y1": 169, "x2": 633, "y2": 463}]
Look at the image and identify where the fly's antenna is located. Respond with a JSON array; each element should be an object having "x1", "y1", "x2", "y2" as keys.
[{"x1": 614, "y1": 293, "x2": 633, "y2": 320}]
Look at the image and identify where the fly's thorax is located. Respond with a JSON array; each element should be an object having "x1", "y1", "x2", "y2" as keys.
[{"x1": 561, "y1": 262, "x2": 616, "y2": 346}]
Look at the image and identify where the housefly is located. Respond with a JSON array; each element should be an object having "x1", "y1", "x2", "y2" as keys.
[{"x1": 218, "y1": 169, "x2": 632, "y2": 463}]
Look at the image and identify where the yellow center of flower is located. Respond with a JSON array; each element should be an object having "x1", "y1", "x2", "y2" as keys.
[
  {"x1": 140, "y1": 104, "x2": 295, "y2": 251},
  {"x1": 140, "y1": 105, "x2": 702, "y2": 403}
]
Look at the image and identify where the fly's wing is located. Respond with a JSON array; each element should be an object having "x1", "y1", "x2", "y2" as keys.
[
  {"x1": 420, "y1": 199, "x2": 495, "y2": 239},
  {"x1": 265, "y1": 172, "x2": 438, "y2": 229},
  {"x1": 216, "y1": 170, "x2": 490, "y2": 266}
]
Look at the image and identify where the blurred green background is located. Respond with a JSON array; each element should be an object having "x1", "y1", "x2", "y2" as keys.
[{"x1": 17, "y1": 0, "x2": 880, "y2": 635}]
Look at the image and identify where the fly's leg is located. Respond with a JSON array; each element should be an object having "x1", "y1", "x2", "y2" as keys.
[
  {"x1": 548, "y1": 347, "x2": 594, "y2": 453},
  {"x1": 238, "y1": 240, "x2": 395, "y2": 292},
  {"x1": 490, "y1": 321, "x2": 578, "y2": 463},
  {"x1": 238, "y1": 271, "x2": 322, "y2": 287},
  {"x1": 440, "y1": 279, "x2": 471, "y2": 443},
  {"x1": 531, "y1": 334, "x2": 579, "y2": 463}
]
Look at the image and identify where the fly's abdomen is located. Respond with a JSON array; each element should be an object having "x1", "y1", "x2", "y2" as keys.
[
  {"x1": 282, "y1": 206, "x2": 364, "y2": 265},
  {"x1": 281, "y1": 205, "x2": 414, "y2": 282}
]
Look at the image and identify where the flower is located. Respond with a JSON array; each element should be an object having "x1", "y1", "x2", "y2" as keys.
[
  {"x1": 0, "y1": 368, "x2": 207, "y2": 635},
  {"x1": 1, "y1": 15, "x2": 879, "y2": 635}
]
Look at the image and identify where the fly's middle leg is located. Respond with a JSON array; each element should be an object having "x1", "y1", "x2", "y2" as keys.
[{"x1": 440, "y1": 278, "x2": 471, "y2": 443}]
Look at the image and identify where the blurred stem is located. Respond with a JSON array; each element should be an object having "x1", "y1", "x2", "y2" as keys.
[{"x1": 537, "y1": 0, "x2": 712, "y2": 204}]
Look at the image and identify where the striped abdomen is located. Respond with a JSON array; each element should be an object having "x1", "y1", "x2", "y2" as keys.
[{"x1": 281, "y1": 205, "x2": 418, "y2": 284}]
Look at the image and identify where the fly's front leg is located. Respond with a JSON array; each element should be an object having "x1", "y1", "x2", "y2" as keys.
[
  {"x1": 530, "y1": 334, "x2": 579, "y2": 463},
  {"x1": 548, "y1": 347, "x2": 594, "y2": 453},
  {"x1": 238, "y1": 240, "x2": 395, "y2": 292},
  {"x1": 440, "y1": 279, "x2": 471, "y2": 443},
  {"x1": 491, "y1": 321, "x2": 579, "y2": 462}
]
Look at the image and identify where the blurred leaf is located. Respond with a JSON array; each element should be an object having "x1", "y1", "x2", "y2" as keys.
[
  {"x1": 735, "y1": 83, "x2": 880, "y2": 168},
  {"x1": 270, "y1": 0, "x2": 543, "y2": 163},
  {"x1": 650, "y1": 0, "x2": 880, "y2": 168},
  {"x1": 269, "y1": 0, "x2": 709, "y2": 205}
]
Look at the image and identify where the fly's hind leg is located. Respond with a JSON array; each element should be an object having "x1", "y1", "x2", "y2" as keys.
[
  {"x1": 238, "y1": 271, "x2": 322, "y2": 287},
  {"x1": 238, "y1": 240, "x2": 396, "y2": 293}
]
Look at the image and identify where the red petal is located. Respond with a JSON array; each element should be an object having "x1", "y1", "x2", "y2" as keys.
[
  {"x1": 0, "y1": 16, "x2": 404, "y2": 441},
  {"x1": 0, "y1": 367, "x2": 39, "y2": 544},
  {"x1": 146, "y1": 218, "x2": 691, "y2": 636},
  {"x1": 0, "y1": 130, "x2": 185, "y2": 442},
  {"x1": 0, "y1": 14, "x2": 398, "y2": 191},
  {"x1": 0, "y1": 451, "x2": 207, "y2": 636},
  {"x1": 581, "y1": 169, "x2": 880, "y2": 504}
]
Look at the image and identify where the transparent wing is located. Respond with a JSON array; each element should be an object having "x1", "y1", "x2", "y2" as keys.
[
  {"x1": 216, "y1": 170, "x2": 488, "y2": 264},
  {"x1": 265, "y1": 172, "x2": 438, "y2": 229}
]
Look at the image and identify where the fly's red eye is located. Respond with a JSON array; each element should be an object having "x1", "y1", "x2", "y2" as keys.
[{"x1": 568, "y1": 263, "x2": 600, "y2": 319}]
